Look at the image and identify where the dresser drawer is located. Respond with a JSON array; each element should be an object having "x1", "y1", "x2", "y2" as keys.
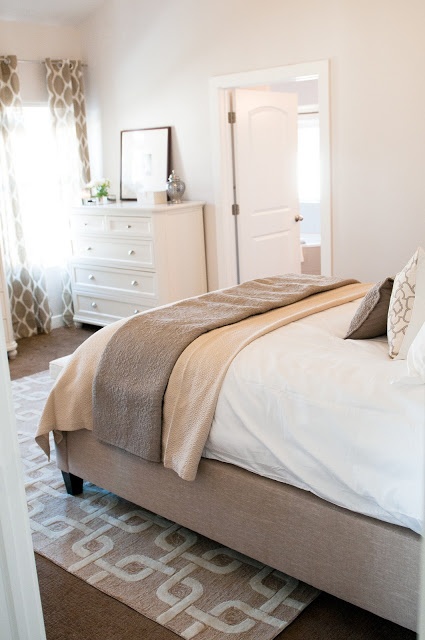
[
  {"x1": 70, "y1": 201, "x2": 207, "y2": 328},
  {"x1": 72, "y1": 237, "x2": 155, "y2": 267},
  {"x1": 70, "y1": 214, "x2": 105, "y2": 234},
  {"x1": 107, "y1": 216, "x2": 153, "y2": 237},
  {"x1": 70, "y1": 264, "x2": 157, "y2": 298},
  {"x1": 73, "y1": 293, "x2": 153, "y2": 325}
]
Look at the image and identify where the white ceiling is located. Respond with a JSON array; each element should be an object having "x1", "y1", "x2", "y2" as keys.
[{"x1": 0, "y1": 0, "x2": 106, "y2": 26}]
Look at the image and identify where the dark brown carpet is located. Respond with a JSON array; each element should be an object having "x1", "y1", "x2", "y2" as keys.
[
  {"x1": 9, "y1": 326, "x2": 417, "y2": 640},
  {"x1": 8, "y1": 324, "x2": 98, "y2": 379}
]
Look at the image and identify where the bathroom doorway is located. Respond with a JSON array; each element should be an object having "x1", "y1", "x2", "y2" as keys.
[{"x1": 209, "y1": 60, "x2": 331, "y2": 289}]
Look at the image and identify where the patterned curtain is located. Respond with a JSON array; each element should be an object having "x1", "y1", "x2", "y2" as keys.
[
  {"x1": 45, "y1": 58, "x2": 91, "y2": 325},
  {"x1": 0, "y1": 55, "x2": 52, "y2": 338}
]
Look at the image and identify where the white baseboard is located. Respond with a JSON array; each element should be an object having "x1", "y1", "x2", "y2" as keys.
[{"x1": 51, "y1": 314, "x2": 66, "y2": 330}]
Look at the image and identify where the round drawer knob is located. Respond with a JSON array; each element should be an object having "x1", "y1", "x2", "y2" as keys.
[
  {"x1": 91, "y1": 302, "x2": 97, "y2": 308},
  {"x1": 86, "y1": 246, "x2": 93, "y2": 251},
  {"x1": 133, "y1": 309, "x2": 139, "y2": 314},
  {"x1": 128, "y1": 249, "x2": 135, "y2": 256},
  {"x1": 88, "y1": 274, "x2": 95, "y2": 280},
  {"x1": 131, "y1": 280, "x2": 138, "y2": 286},
  {"x1": 126, "y1": 224, "x2": 132, "y2": 229}
]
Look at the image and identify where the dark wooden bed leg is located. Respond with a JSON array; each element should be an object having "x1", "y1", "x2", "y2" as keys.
[{"x1": 61, "y1": 471, "x2": 84, "y2": 495}]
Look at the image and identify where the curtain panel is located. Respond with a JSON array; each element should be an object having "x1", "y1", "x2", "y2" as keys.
[
  {"x1": 0, "y1": 55, "x2": 52, "y2": 338},
  {"x1": 45, "y1": 59, "x2": 91, "y2": 187},
  {"x1": 45, "y1": 58, "x2": 92, "y2": 326}
]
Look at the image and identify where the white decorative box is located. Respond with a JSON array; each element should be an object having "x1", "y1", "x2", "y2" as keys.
[{"x1": 136, "y1": 190, "x2": 167, "y2": 205}]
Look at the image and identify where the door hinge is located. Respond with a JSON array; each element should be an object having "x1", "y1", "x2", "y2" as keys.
[
  {"x1": 232, "y1": 203, "x2": 240, "y2": 216},
  {"x1": 228, "y1": 111, "x2": 236, "y2": 124}
]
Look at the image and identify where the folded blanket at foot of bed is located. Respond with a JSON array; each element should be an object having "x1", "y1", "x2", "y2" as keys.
[
  {"x1": 36, "y1": 274, "x2": 369, "y2": 479},
  {"x1": 92, "y1": 275, "x2": 362, "y2": 461}
]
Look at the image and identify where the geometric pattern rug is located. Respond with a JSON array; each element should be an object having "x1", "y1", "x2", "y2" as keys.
[{"x1": 14, "y1": 372, "x2": 320, "y2": 640}]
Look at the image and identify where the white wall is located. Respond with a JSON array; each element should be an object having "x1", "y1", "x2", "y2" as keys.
[
  {"x1": 0, "y1": 20, "x2": 82, "y2": 60},
  {"x1": 2, "y1": 2, "x2": 425, "y2": 290},
  {"x1": 79, "y1": 0, "x2": 425, "y2": 289}
]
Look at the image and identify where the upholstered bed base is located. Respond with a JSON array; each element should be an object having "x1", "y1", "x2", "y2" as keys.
[{"x1": 55, "y1": 429, "x2": 420, "y2": 632}]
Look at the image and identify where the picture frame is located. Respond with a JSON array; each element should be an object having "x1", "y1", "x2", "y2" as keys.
[{"x1": 120, "y1": 126, "x2": 171, "y2": 201}]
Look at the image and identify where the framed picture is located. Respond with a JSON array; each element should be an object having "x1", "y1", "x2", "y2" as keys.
[{"x1": 120, "y1": 126, "x2": 171, "y2": 200}]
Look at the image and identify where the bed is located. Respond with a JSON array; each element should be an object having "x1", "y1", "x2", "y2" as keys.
[{"x1": 35, "y1": 271, "x2": 425, "y2": 632}]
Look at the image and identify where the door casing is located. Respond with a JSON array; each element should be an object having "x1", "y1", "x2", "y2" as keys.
[{"x1": 209, "y1": 60, "x2": 331, "y2": 289}]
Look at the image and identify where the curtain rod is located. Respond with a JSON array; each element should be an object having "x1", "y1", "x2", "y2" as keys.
[{"x1": 0, "y1": 56, "x2": 87, "y2": 67}]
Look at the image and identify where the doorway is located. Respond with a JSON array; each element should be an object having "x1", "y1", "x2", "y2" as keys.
[
  {"x1": 209, "y1": 60, "x2": 331, "y2": 289},
  {"x1": 229, "y1": 87, "x2": 301, "y2": 283}
]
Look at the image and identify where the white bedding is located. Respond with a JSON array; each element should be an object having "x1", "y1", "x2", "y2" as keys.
[{"x1": 203, "y1": 299, "x2": 425, "y2": 534}]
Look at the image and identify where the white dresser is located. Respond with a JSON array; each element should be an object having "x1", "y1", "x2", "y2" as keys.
[
  {"x1": 69, "y1": 201, "x2": 207, "y2": 326},
  {"x1": 0, "y1": 252, "x2": 17, "y2": 358}
]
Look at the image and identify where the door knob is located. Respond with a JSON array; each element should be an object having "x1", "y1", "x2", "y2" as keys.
[{"x1": 295, "y1": 214, "x2": 304, "y2": 222}]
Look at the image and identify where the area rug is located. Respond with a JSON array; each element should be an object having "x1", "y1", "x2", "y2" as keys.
[
  {"x1": 12, "y1": 369, "x2": 53, "y2": 435},
  {"x1": 14, "y1": 372, "x2": 320, "y2": 640}
]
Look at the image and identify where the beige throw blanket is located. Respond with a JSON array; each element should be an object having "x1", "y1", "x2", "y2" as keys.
[
  {"x1": 36, "y1": 277, "x2": 369, "y2": 478},
  {"x1": 92, "y1": 275, "x2": 358, "y2": 462},
  {"x1": 36, "y1": 316, "x2": 128, "y2": 458},
  {"x1": 163, "y1": 281, "x2": 370, "y2": 480}
]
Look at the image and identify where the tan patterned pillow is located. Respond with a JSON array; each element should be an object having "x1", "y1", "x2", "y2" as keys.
[
  {"x1": 396, "y1": 247, "x2": 425, "y2": 359},
  {"x1": 387, "y1": 248, "x2": 423, "y2": 358}
]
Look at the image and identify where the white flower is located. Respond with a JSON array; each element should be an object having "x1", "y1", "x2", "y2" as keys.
[{"x1": 85, "y1": 178, "x2": 110, "y2": 198}]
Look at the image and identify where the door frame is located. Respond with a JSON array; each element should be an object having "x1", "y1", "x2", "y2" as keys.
[
  {"x1": 209, "y1": 60, "x2": 331, "y2": 289},
  {"x1": 0, "y1": 321, "x2": 46, "y2": 639}
]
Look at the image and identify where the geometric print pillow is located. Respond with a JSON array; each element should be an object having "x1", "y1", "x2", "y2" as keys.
[
  {"x1": 387, "y1": 248, "x2": 421, "y2": 358},
  {"x1": 395, "y1": 247, "x2": 425, "y2": 360}
]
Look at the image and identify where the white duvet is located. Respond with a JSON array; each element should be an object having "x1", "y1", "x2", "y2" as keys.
[{"x1": 203, "y1": 299, "x2": 425, "y2": 534}]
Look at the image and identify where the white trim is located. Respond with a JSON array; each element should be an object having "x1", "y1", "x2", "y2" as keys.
[
  {"x1": 51, "y1": 313, "x2": 66, "y2": 330},
  {"x1": 421, "y1": 500, "x2": 425, "y2": 639},
  {"x1": 209, "y1": 60, "x2": 332, "y2": 289},
  {"x1": 0, "y1": 321, "x2": 46, "y2": 638}
]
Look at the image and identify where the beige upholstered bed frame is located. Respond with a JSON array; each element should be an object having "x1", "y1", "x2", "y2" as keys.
[{"x1": 55, "y1": 427, "x2": 420, "y2": 632}]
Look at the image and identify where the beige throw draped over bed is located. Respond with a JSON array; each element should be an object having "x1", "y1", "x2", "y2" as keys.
[{"x1": 36, "y1": 275, "x2": 370, "y2": 480}]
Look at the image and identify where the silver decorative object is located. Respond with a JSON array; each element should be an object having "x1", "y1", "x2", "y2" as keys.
[{"x1": 167, "y1": 170, "x2": 185, "y2": 204}]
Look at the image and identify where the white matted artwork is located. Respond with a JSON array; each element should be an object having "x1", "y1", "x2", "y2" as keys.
[{"x1": 120, "y1": 126, "x2": 171, "y2": 200}]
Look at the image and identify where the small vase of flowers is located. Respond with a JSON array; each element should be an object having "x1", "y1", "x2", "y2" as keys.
[{"x1": 86, "y1": 179, "x2": 110, "y2": 204}]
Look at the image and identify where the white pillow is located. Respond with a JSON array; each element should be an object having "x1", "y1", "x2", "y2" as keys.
[
  {"x1": 406, "y1": 321, "x2": 425, "y2": 384},
  {"x1": 387, "y1": 247, "x2": 425, "y2": 359},
  {"x1": 391, "y1": 322, "x2": 425, "y2": 386}
]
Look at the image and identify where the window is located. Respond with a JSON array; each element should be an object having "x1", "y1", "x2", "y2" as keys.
[
  {"x1": 16, "y1": 105, "x2": 73, "y2": 267},
  {"x1": 297, "y1": 114, "x2": 320, "y2": 204}
]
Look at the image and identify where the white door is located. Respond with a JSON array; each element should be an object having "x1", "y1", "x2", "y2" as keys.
[
  {"x1": 231, "y1": 88, "x2": 301, "y2": 283},
  {"x1": 0, "y1": 320, "x2": 46, "y2": 639}
]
